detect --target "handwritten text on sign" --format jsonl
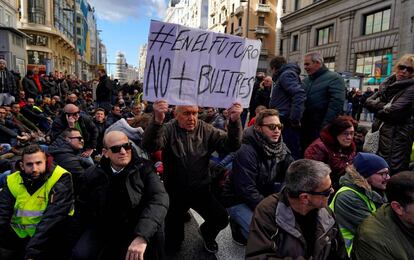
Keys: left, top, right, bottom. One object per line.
{"left": 143, "top": 20, "right": 261, "bottom": 108}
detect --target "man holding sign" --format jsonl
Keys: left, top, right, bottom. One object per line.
{"left": 142, "top": 99, "right": 242, "bottom": 254}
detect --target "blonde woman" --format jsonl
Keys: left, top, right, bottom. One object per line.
{"left": 365, "top": 54, "right": 414, "bottom": 174}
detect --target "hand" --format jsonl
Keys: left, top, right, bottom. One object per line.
{"left": 66, "top": 114, "right": 76, "bottom": 128}
{"left": 228, "top": 102, "right": 243, "bottom": 122}
{"left": 125, "top": 236, "right": 147, "bottom": 260}
{"left": 81, "top": 148, "right": 93, "bottom": 158}
{"left": 17, "top": 135, "right": 30, "bottom": 141}
{"left": 46, "top": 117, "right": 53, "bottom": 124}
{"left": 153, "top": 99, "right": 169, "bottom": 124}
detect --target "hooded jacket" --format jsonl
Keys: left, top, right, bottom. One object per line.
{"left": 270, "top": 63, "right": 306, "bottom": 124}
{"left": 222, "top": 127, "right": 294, "bottom": 209}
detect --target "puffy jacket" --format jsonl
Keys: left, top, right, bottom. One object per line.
{"left": 364, "top": 75, "right": 414, "bottom": 173}
{"left": 304, "top": 127, "right": 356, "bottom": 189}
{"left": 76, "top": 148, "right": 169, "bottom": 242}
{"left": 302, "top": 66, "right": 345, "bottom": 129}
{"left": 270, "top": 63, "right": 306, "bottom": 124}
{"left": 142, "top": 118, "right": 242, "bottom": 191}
{"left": 221, "top": 127, "right": 293, "bottom": 209}
{"left": 352, "top": 204, "right": 414, "bottom": 260}
{"left": 246, "top": 191, "right": 348, "bottom": 260}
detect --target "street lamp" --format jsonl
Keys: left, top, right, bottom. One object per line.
{"left": 62, "top": 1, "right": 78, "bottom": 78}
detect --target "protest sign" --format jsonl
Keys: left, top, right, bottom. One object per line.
{"left": 143, "top": 20, "right": 261, "bottom": 108}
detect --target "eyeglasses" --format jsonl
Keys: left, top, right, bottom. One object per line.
{"left": 261, "top": 123, "right": 283, "bottom": 131}
{"left": 375, "top": 170, "right": 390, "bottom": 178}
{"left": 68, "top": 136, "right": 83, "bottom": 141}
{"left": 65, "top": 111, "right": 80, "bottom": 117}
{"left": 108, "top": 142, "right": 132, "bottom": 153}
{"left": 397, "top": 64, "right": 414, "bottom": 73}
{"left": 300, "top": 186, "right": 334, "bottom": 197}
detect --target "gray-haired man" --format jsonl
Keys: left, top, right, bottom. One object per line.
{"left": 0, "top": 59, "right": 17, "bottom": 106}
{"left": 246, "top": 159, "right": 347, "bottom": 260}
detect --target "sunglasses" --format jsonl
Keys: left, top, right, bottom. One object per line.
{"left": 66, "top": 111, "right": 80, "bottom": 117}
{"left": 68, "top": 136, "right": 83, "bottom": 141}
{"left": 304, "top": 186, "right": 334, "bottom": 197}
{"left": 397, "top": 64, "right": 414, "bottom": 73}
{"left": 108, "top": 142, "right": 132, "bottom": 153}
{"left": 261, "top": 123, "right": 283, "bottom": 131}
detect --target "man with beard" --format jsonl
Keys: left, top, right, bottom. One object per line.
{"left": 0, "top": 145, "right": 74, "bottom": 260}
{"left": 0, "top": 59, "right": 17, "bottom": 105}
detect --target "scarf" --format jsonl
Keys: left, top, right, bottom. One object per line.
{"left": 253, "top": 128, "right": 284, "bottom": 158}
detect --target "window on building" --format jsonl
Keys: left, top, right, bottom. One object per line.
{"left": 28, "top": 50, "right": 47, "bottom": 65}
{"left": 356, "top": 49, "right": 392, "bottom": 85}
{"left": 279, "top": 39, "right": 284, "bottom": 55}
{"left": 28, "top": 0, "right": 45, "bottom": 24}
{"left": 260, "top": 0, "right": 266, "bottom": 4}
{"left": 4, "top": 12, "right": 12, "bottom": 26}
{"left": 232, "top": 4, "right": 234, "bottom": 13}
{"left": 231, "top": 23, "right": 234, "bottom": 34}
{"left": 294, "top": 0, "right": 300, "bottom": 11}
{"left": 238, "top": 17, "right": 242, "bottom": 27}
{"left": 364, "top": 8, "right": 391, "bottom": 35}
{"left": 292, "top": 35, "right": 299, "bottom": 51}
{"left": 258, "top": 16, "right": 265, "bottom": 26}
{"left": 324, "top": 57, "right": 335, "bottom": 71}
{"left": 317, "top": 25, "right": 334, "bottom": 46}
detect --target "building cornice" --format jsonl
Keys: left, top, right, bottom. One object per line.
{"left": 281, "top": 0, "right": 340, "bottom": 23}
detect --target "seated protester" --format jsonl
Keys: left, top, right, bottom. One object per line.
{"left": 0, "top": 145, "right": 74, "bottom": 260}
{"left": 66, "top": 93, "right": 86, "bottom": 111}
{"left": 221, "top": 109, "right": 294, "bottom": 244}
{"left": 304, "top": 115, "right": 357, "bottom": 190}
{"left": 124, "top": 102, "right": 143, "bottom": 119}
{"left": 48, "top": 128, "right": 94, "bottom": 194}
{"left": 16, "top": 90, "right": 27, "bottom": 108}
{"left": 105, "top": 104, "right": 123, "bottom": 126}
{"left": 0, "top": 106, "right": 30, "bottom": 146}
{"left": 93, "top": 108, "right": 107, "bottom": 155}
{"left": 329, "top": 153, "right": 389, "bottom": 255}
{"left": 204, "top": 107, "right": 226, "bottom": 131}
{"left": 10, "top": 102, "right": 42, "bottom": 134}
{"left": 352, "top": 171, "right": 414, "bottom": 260}
{"left": 246, "top": 159, "right": 348, "bottom": 260}
{"left": 21, "top": 97, "right": 52, "bottom": 132}
{"left": 72, "top": 131, "right": 169, "bottom": 260}
{"left": 247, "top": 105, "right": 266, "bottom": 127}
{"left": 51, "top": 104, "right": 98, "bottom": 159}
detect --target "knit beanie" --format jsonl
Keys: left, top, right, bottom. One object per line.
{"left": 353, "top": 152, "right": 389, "bottom": 178}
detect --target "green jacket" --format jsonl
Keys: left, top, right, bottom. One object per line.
{"left": 352, "top": 204, "right": 414, "bottom": 260}
{"left": 302, "top": 66, "right": 345, "bottom": 128}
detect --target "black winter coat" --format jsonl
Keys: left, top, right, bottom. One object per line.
{"left": 222, "top": 127, "right": 294, "bottom": 209}
{"left": 365, "top": 75, "right": 414, "bottom": 173}
{"left": 22, "top": 76, "right": 39, "bottom": 99}
{"left": 51, "top": 114, "right": 98, "bottom": 150}
{"left": 0, "top": 68, "right": 17, "bottom": 95}
{"left": 76, "top": 149, "right": 169, "bottom": 242}
{"left": 96, "top": 75, "right": 112, "bottom": 102}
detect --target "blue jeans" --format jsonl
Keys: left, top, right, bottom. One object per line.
{"left": 227, "top": 203, "right": 253, "bottom": 239}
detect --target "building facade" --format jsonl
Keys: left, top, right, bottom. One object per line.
{"left": 165, "top": 0, "right": 209, "bottom": 29}
{"left": 137, "top": 43, "right": 147, "bottom": 82}
{"left": 280, "top": 0, "right": 414, "bottom": 88}
{"left": 0, "top": 0, "right": 27, "bottom": 74}
{"left": 114, "top": 51, "right": 127, "bottom": 84}
{"left": 209, "top": 0, "right": 279, "bottom": 72}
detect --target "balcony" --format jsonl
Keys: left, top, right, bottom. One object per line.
{"left": 255, "top": 25, "right": 269, "bottom": 35}
{"left": 256, "top": 3, "right": 271, "bottom": 13}
{"left": 235, "top": 27, "right": 243, "bottom": 36}
{"left": 260, "top": 48, "right": 268, "bottom": 56}
{"left": 235, "top": 6, "right": 244, "bottom": 16}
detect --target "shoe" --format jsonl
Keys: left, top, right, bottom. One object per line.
{"left": 229, "top": 219, "right": 247, "bottom": 246}
{"left": 198, "top": 228, "right": 218, "bottom": 254}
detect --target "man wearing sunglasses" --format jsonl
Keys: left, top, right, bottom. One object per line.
{"left": 73, "top": 131, "right": 169, "bottom": 260}
{"left": 142, "top": 100, "right": 243, "bottom": 254}
{"left": 51, "top": 104, "right": 98, "bottom": 159}
{"left": 246, "top": 159, "right": 347, "bottom": 260}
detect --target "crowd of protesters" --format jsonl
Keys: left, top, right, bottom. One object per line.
{"left": 0, "top": 51, "right": 413, "bottom": 260}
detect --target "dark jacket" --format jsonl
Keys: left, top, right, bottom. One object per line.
{"left": 302, "top": 66, "right": 345, "bottom": 130}
{"left": 142, "top": 119, "right": 242, "bottom": 191}
{"left": 93, "top": 119, "right": 107, "bottom": 154}
{"left": 246, "top": 191, "right": 348, "bottom": 260}
{"left": 51, "top": 114, "right": 98, "bottom": 149}
{"left": 76, "top": 148, "right": 169, "bottom": 242}
{"left": 254, "top": 86, "right": 271, "bottom": 108}
{"left": 222, "top": 127, "right": 294, "bottom": 209}
{"left": 96, "top": 75, "right": 112, "bottom": 102}
{"left": 331, "top": 170, "right": 387, "bottom": 235}
{"left": 352, "top": 204, "right": 414, "bottom": 260}
{"left": 0, "top": 119, "right": 20, "bottom": 143}
{"left": 22, "top": 76, "right": 39, "bottom": 99}
{"left": 364, "top": 75, "right": 414, "bottom": 173}
{"left": 0, "top": 166, "right": 74, "bottom": 259}
{"left": 48, "top": 136, "right": 94, "bottom": 193}
{"left": 304, "top": 127, "right": 356, "bottom": 189}
{"left": 0, "top": 68, "right": 17, "bottom": 95}
{"left": 270, "top": 63, "right": 306, "bottom": 124}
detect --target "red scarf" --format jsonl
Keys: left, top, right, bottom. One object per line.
{"left": 33, "top": 74, "right": 42, "bottom": 93}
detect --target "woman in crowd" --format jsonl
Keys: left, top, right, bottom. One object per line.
{"left": 222, "top": 109, "right": 294, "bottom": 244}
{"left": 365, "top": 54, "right": 414, "bottom": 174}
{"left": 304, "top": 115, "right": 357, "bottom": 190}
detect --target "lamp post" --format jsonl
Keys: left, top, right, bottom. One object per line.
{"left": 63, "top": 0, "right": 78, "bottom": 78}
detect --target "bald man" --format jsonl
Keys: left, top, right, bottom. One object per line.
{"left": 51, "top": 104, "right": 98, "bottom": 158}
{"left": 142, "top": 100, "right": 243, "bottom": 254}
{"left": 73, "top": 131, "right": 169, "bottom": 260}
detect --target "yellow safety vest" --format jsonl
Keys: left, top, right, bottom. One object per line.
{"left": 329, "top": 186, "right": 377, "bottom": 256}
{"left": 32, "top": 105, "right": 43, "bottom": 113}
{"left": 6, "top": 166, "right": 74, "bottom": 238}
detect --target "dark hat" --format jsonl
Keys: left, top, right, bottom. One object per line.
{"left": 353, "top": 153, "right": 389, "bottom": 178}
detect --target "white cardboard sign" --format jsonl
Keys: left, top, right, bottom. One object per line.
{"left": 143, "top": 20, "right": 261, "bottom": 108}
